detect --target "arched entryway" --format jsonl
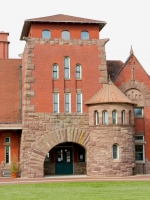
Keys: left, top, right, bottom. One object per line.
{"left": 44, "top": 142, "right": 86, "bottom": 175}
{"left": 22, "top": 127, "right": 90, "bottom": 178}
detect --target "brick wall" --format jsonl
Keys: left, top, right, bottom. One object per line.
{"left": 0, "top": 59, "right": 22, "bottom": 123}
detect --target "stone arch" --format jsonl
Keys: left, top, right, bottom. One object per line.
{"left": 119, "top": 80, "right": 150, "bottom": 106}
{"left": 27, "top": 127, "right": 90, "bottom": 178}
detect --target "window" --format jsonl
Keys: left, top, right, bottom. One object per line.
{"left": 78, "top": 146, "right": 85, "bottom": 162}
{"left": 94, "top": 110, "right": 99, "bottom": 125}
{"left": 129, "top": 110, "right": 132, "bottom": 124}
{"left": 121, "top": 110, "right": 125, "bottom": 124}
{"left": 102, "top": 110, "right": 108, "bottom": 124}
{"left": 76, "top": 93, "right": 82, "bottom": 113}
{"left": 65, "top": 93, "right": 71, "bottom": 113}
{"left": 134, "top": 108, "right": 143, "bottom": 117}
{"left": 44, "top": 152, "right": 50, "bottom": 163}
{"left": 5, "top": 146, "right": 10, "bottom": 164}
{"left": 62, "top": 31, "right": 70, "bottom": 39}
{"left": 64, "top": 57, "right": 70, "bottom": 79}
{"left": 42, "top": 30, "right": 50, "bottom": 38}
{"left": 135, "top": 136, "right": 144, "bottom": 141}
{"left": 52, "top": 64, "right": 58, "bottom": 79}
{"left": 81, "top": 31, "right": 89, "bottom": 39}
{"left": 53, "top": 93, "right": 59, "bottom": 113}
{"left": 135, "top": 145, "right": 144, "bottom": 161}
{"left": 112, "top": 110, "right": 117, "bottom": 124}
{"left": 76, "top": 64, "right": 81, "bottom": 79}
{"left": 4, "top": 137, "right": 10, "bottom": 143}
{"left": 112, "top": 144, "right": 119, "bottom": 159}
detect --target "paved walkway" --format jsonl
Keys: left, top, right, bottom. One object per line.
{"left": 1, "top": 175, "right": 150, "bottom": 185}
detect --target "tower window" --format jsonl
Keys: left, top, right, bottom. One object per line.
{"left": 81, "top": 31, "right": 89, "bottom": 39}
{"left": 42, "top": 30, "right": 50, "bottom": 38}
{"left": 112, "top": 110, "right": 117, "bottom": 124}
{"left": 102, "top": 110, "right": 108, "bottom": 125}
{"left": 62, "top": 31, "right": 70, "bottom": 39}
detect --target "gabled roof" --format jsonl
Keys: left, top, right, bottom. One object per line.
{"left": 85, "top": 79, "right": 135, "bottom": 105}
{"left": 20, "top": 14, "right": 106, "bottom": 40}
{"left": 113, "top": 46, "right": 149, "bottom": 80}
{"left": 107, "top": 60, "right": 123, "bottom": 81}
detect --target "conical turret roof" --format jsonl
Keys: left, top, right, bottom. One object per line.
{"left": 85, "top": 79, "right": 135, "bottom": 105}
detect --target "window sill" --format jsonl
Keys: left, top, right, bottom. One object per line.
{"left": 112, "top": 159, "right": 120, "bottom": 162}
{"left": 135, "top": 161, "right": 145, "bottom": 164}
{"left": 134, "top": 116, "right": 143, "bottom": 118}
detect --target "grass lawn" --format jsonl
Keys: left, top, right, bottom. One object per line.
{"left": 0, "top": 181, "right": 150, "bottom": 200}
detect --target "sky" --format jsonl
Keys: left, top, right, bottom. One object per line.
{"left": 1, "top": 0, "right": 150, "bottom": 73}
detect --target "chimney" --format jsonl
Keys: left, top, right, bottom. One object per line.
{"left": 0, "top": 31, "right": 10, "bottom": 59}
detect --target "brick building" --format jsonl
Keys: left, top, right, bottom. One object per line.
{"left": 0, "top": 14, "right": 149, "bottom": 177}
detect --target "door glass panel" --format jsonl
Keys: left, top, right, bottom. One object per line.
{"left": 66, "top": 149, "right": 71, "bottom": 163}
{"left": 57, "top": 149, "right": 63, "bottom": 163}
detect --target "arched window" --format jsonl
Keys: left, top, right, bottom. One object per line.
{"left": 112, "top": 110, "right": 117, "bottom": 124}
{"left": 129, "top": 110, "right": 132, "bottom": 124}
{"left": 42, "top": 30, "right": 50, "bottom": 38}
{"left": 94, "top": 110, "right": 99, "bottom": 125}
{"left": 62, "top": 30, "right": 70, "bottom": 39}
{"left": 81, "top": 31, "right": 89, "bottom": 39}
{"left": 102, "top": 110, "right": 108, "bottom": 125}
{"left": 112, "top": 144, "right": 119, "bottom": 159}
{"left": 64, "top": 57, "right": 70, "bottom": 79}
{"left": 76, "top": 64, "right": 81, "bottom": 79}
{"left": 52, "top": 64, "right": 58, "bottom": 79}
{"left": 121, "top": 110, "right": 125, "bottom": 124}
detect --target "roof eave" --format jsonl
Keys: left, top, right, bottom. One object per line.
{"left": 85, "top": 101, "right": 136, "bottom": 105}
{"left": 20, "top": 20, "right": 106, "bottom": 40}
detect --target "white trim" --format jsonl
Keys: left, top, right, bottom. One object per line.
{"left": 65, "top": 93, "right": 71, "bottom": 113}
{"left": 76, "top": 64, "right": 82, "bottom": 79}
{"left": 102, "top": 110, "right": 108, "bottom": 125}
{"left": 0, "top": 124, "right": 22, "bottom": 130}
{"left": 5, "top": 146, "right": 10, "bottom": 164}
{"left": 52, "top": 64, "right": 59, "bottom": 79}
{"left": 95, "top": 111, "right": 99, "bottom": 125}
{"left": 53, "top": 93, "right": 59, "bottom": 113}
{"left": 64, "top": 57, "right": 70, "bottom": 79}
{"left": 76, "top": 93, "right": 82, "bottom": 113}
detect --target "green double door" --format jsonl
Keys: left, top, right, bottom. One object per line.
{"left": 55, "top": 148, "right": 73, "bottom": 175}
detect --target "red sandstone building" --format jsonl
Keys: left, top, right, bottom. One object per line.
{"left": 0, "top": 14, "right": 149, "bottom": 177}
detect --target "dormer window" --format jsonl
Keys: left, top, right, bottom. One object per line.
{"left": 42, "top": 30, "right": 50, "bottom": 38}
{"left": 62, "top": 31, "right": 70, "bottom": 39}
{"left": 81, "top": 31, "right": 89, "bottom": 39}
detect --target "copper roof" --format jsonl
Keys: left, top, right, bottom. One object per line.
{"left": 107, "top": 60, "right": 123, "bottom": 81}
{"left": 85, "top": 79, "right": 135, "bottom": 105}
{"left": 20, "top": 14, "right": 106, "bottom": 40}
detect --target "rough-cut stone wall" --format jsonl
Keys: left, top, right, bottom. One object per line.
{"left": 87, "top": 125, "right": 135, "bottom": 177}
{"left": 20, "top": 113, "right": 90, "bottom": 178}
{"left": 74, "top": 163, "right": 86, "bottom": 174}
